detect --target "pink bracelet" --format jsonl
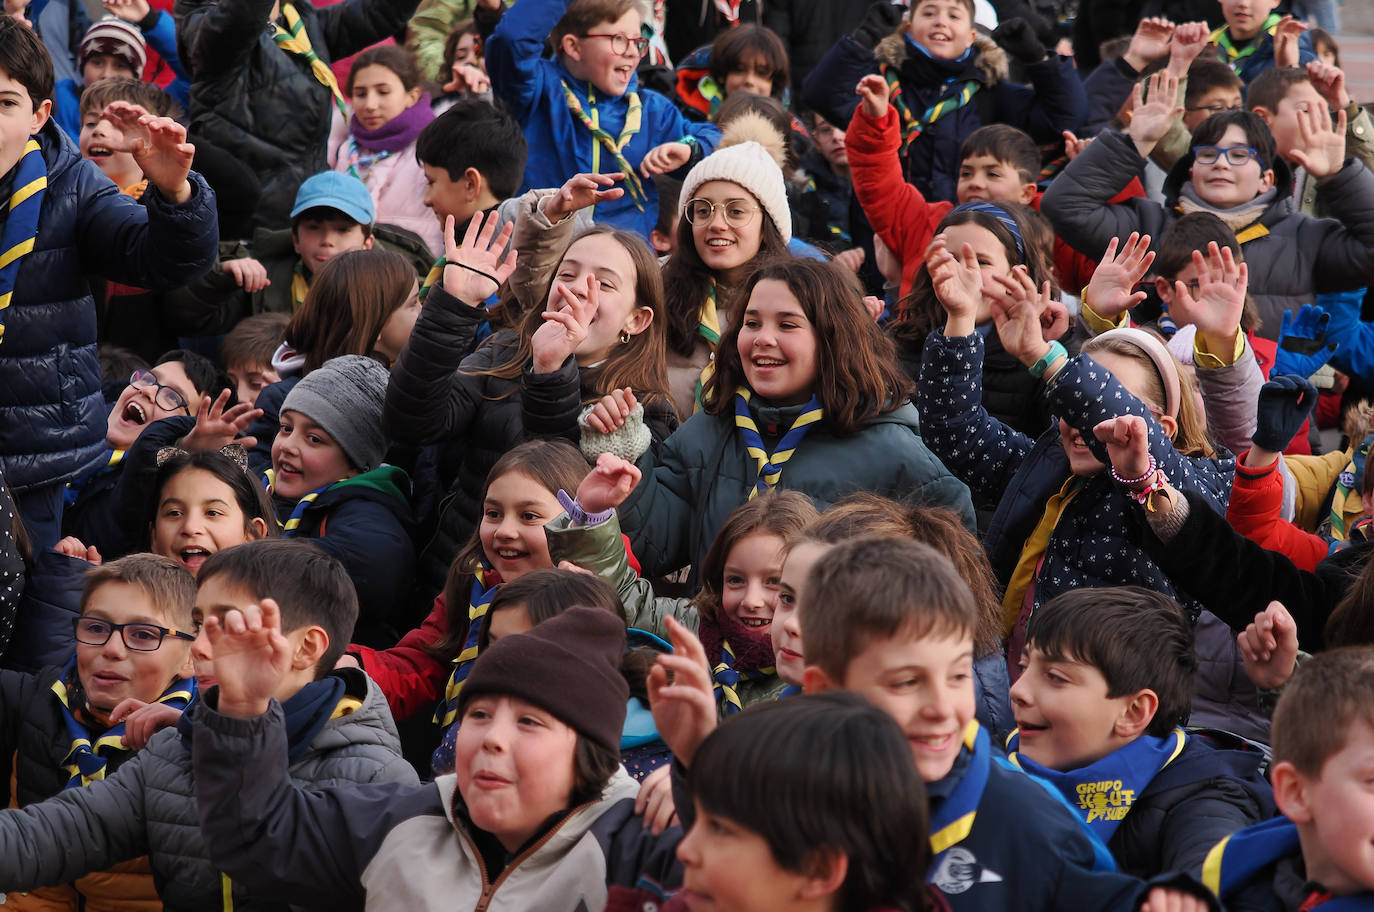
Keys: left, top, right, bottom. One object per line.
{"left": 1110, "top": 453, "right": 1157, "bottom": 489}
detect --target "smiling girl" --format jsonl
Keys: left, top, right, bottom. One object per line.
{"left": 329, "top": 46, "right": 440, "bottom": 256}
{"left": 581, "top": 256, "right": 974, "bottom": 585}
{"left": 384, "top": 207, "right": 675, "bottom": 606}
{"left": 148, "top": 449, "right": 275, "bottom": 576}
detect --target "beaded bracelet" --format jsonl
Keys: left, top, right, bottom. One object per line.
{"left": 1128, "top": 471, "right": 1170, "bottom": 513}
{"left": 1109, "top": 453, "right": 1157, "bottom": 488}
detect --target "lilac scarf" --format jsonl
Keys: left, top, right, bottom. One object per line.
{"left": 349, "top": 93, "right": 435, "bottom": 153}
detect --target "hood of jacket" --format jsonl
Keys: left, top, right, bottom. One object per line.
{"left": 875, "top": 29, "right": 1008, "bottom": 86}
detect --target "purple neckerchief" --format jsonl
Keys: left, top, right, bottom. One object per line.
{"left": 349, "top": 93, "right": 435, "bottom": 153}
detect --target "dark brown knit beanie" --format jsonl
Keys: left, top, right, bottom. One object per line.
{"left": 458, "top": 606, "right": 629, "bottom": 753}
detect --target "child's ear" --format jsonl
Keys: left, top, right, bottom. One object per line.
{"left": 623, "top": 305, "right": 654, "bottom": 336}
{"left": 1112, "top": 687, "right": 1159, "bottom": 740}
{"left": 1156, "top": 412, "right": 1178, "bottom": 441}
{"left": 362, "top": 233, "right": 375, "bottom": 250}
{"left": 30, "top": 98, "right": 51, "bottom": 135}
{"left": 1271, "top": 760, "right": 1315, "bottom": 823}
{"left": 247, "top": 516, "right": 271, "bottom": 540}
{"left": 560, "top": 33, "right": 583, "bottom": 63}
{"left": 1251, "top": 105, "right": 1276, "bottom": 127}
{"left": 1258, "top": 168, "right": 1275, "bottom": 194}
{"left": 463, "top": 166, "right": 485, "bottom": 201}
{"left": 798, "top": 848, "right": 850, "bottom": 902}
{"left": 1154, "top": 275, "right": 1175, "bottom": 304}
{"left": 649, "top": 228, "right": 673, "bottom": 254}
{"left": 801, "top": 664, "right": 840, "bottom": 694}
{"left": 1019, "top": 181, "right": 1038, "bottom": 205}
{"left": 291, "top": 625, "right": 330, "bottom": 674}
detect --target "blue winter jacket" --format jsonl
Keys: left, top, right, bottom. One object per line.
{"left": 917, "top": 331, "right": 1234, "bottom": 615}
{"left": 0, "top": 122, "right": 218, "bottom": 493}
{"left": 801, "top": 31, "right": 1085, "bottom": 204}
{"left": 485, "top": 0, "right": 721, "bottom": 240}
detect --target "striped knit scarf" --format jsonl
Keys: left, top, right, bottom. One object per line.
{"left": 52, "top": 658, "right": 196, "bottom": 789}
{"left": 264, "top": 468, "right": 345, "bottom": 535}
{"left": 0, "top": 138, "right": 47, "bottom": 346}
{"left": 882, "top": 65, "right": 980, "bottom": 153}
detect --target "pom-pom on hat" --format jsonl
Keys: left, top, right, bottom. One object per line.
{"left": 79, "top": 17, "right": 147, "bottom": 76}
{"left": 459, "top": 605, "right": 629, "bottom": 754}
{"left": 281, "top": 355, "right": 390, "bottom": 473}
{"left": 680, "top": 110, "right": 792, "bottom": 242}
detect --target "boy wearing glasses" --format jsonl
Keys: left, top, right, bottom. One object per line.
{"left": 0, "top": 554, "right": 197, "bottom": 910}
{"left": 486, "top": 0, "right": 721, "bottom": 240}
{"left": 1043, "top": 69, "right": 1374, "bottom": 342}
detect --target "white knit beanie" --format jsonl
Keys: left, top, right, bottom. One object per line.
{"left": 681, "top": 139, "right": 793, "bottom": 243}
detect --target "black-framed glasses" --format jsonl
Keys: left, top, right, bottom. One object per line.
{"left": 582, "top": 32, "right": 649, "bottom": 56}
{"left": 1192, "top": 144, "right": 1261, "bottom": 166}
{"left": 74, "top": 616, "right": 197, "bottom": 651}
{"left": 1185, "top": 101, "right": 1244, "bottom": 114}
{"left": 684, "top": 198, "right": 761, "bottom": 228}
{"left": 129, "top": 369, "right": 191, "bottom": 414}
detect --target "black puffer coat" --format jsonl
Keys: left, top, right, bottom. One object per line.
{"left": 175, "top": 0, "right": 420, "bottom": 230}
{"left": 384, "top": 285, "right": 678, "bottom": 605}
{"left": 0, "top": 122, "right": 218, "bottom": 493}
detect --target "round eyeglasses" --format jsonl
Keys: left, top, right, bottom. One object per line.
{"left": 73, "top": 616, "right": 197, "bottom": 652}
{"left": 129, "top": 369, "right": 192, "bottom": 414}
{"left": 1184, "top": 102, "right": 1244, "bottom": 114}
{"left": 683, "top": 198, "right": 762, "bottom": 228}
{"left": 582, "top": 32, "right": 649, "bottom": 56}
{"left": 1192, "top": 145, "right": 1261, "bottom": 167}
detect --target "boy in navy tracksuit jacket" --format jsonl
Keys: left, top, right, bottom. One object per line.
{"left": 1006, "top": 587, "right": 1275, "bottom": 880}
{"left": 485, "top": 0, "right": 720, "bottom": 241}
{"left": 792, "top": 538, "right": 1220, "bottom": 911}
{"left": 1201, "top": 647, "right": 1374, "bottom": 910}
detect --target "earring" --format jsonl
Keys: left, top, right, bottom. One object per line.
{"left": 619, "top": 330, "right": 631, "bottom": 344}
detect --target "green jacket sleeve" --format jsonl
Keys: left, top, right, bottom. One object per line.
{"left": 544, "top": 512, "right": 699, "bottom": 637}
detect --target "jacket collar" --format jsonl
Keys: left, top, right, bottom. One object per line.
{"left": 875, "top": 29, "right": 1007, "bottom": 86}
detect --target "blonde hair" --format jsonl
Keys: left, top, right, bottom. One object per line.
{"left": 1081, "top": 333, "right": 1215, "bottom": 458}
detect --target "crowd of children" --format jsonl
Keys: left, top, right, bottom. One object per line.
{"left": 3, "top": 0, "right": 1374, "bottom": 906}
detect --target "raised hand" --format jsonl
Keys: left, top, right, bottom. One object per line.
{"left": 1167, "top": 241, "right": 1246, "bottom": 349}
{"left": 640, "top": 142, "right": 691, "bottom": 178}
{"left": 1273, "top": 15, "right": 1307, "bottom": 69}
{"left": 855, "top": 73, "right": 891, "bottom": 119}
{"left": 531, "top": 274, "right": 597, "bottom": 372}
{"left": 1062, "top": 129, "right": 1093, "bottom": 161}
{"left": 647, "top": 615, "right": 718, "bottom": 767}
{"left": 54, "top": 536, "right": 101, "bottom": 564}
{"left": 833, "top": 247, "right": 865, "bottom": 273}
{"left": 1127, "top": 70, "right": 1183, "bottom": 156}
{"left": 222, "top": 257, "right": 270, "bottom": 293}
{"left": 1166, "top": 21, "right": 1212, "bottom": 76}
{"left": 543, "top": 172, "right": 626, "bottom": 222}
{"left": 926, "top": 235, "right": 984, "bottom": 336}
{"left": 1288, "top": 97, "right": 1349, "bottom": 181}
{"left": 441, "top": 209, "right": 517, "bottom": 305}
{"left": 181, "top": 389, "right": 262, "bottom": 452}
{"left": 574, "top": 452, "right": 642, "bottom": 514}
{"left": 1307, "top": 59, "right": 1351, "bottom": 111}
{"left": 111, "top": 699, "right": 183, "bottom": 750}
{"left": 99, "top": 102, "right": 194, "bottom": 203}
{"left": 1274, "top": 304, "right": 1338, "bottom": 378}
{"left": 1124, "top": 16, "right": 1174, "bottom": 71}
{"left": 101, "top": 0, "right": 152, "bottom": 22}
{"left": 1250, "top": 375, "right": 1318, "bottom": 456}
{"left": 203, "top": 600, "right": 293, "bottom": 718}
{"left": 1093, "top": 414, "right": 1152, "bottom": 483}
{"left": 1238, "top": 601, "right": 1299, "bottom": 690}
{"left": 989, "top": 264, "right": 1055, "bottom": 366}
{"left": 634, "top": 764, "right": 679, "bottom": 835}
{"left": 584, "top": 388, "right": 639, "bottom": 435}
{"left": 442, "top": 62, "right": 490, "bottom": 96}
{"left": 1085, "top": 233, "right": 1154, "bottom": 320}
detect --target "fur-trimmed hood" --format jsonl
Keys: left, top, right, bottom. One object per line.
{"left": 874, "top": 29, "right": 1009, "bottom": 85}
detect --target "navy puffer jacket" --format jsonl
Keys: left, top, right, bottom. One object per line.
{"left": 0, "top": 122, "right": 218, "bottom": 493}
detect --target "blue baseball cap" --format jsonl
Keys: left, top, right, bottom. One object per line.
{"left": 290, "top": 171, "right": 375, "bottom": 225}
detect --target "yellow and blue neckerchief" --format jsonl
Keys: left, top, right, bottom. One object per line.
{"left": 0, "top": 137, "right": 47, "bottom": 346}
{"left": 433, "top": 565, "right": 501, "bottom": 728}
{"left": 1202, "top": 815, "right": 1372, "bottom": 908}
{"left": 733, "top": 389, "right": 823, "bottom": 499}
{"left": 711, "top": 639, "right": 775, "bottom": 715}
{"left": 53, "top": 658, "right": 196, "bottom": 789}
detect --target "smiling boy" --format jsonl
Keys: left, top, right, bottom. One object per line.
{"left": 0, "top": 554, "right": 196, "bottom": 910}
{"left": 0, "top": 18, "right": 217, "bottom": 555}
{"left": 1210, "top": 0, "right": 1315, "bottom": 86}
{"left": 798, "top": 537, "right": 1220, "bottom": 911}
{"left": 1007, "top": 587, "right": 1274, "bottom": 880}
{"left": 485, "top": 0, "right": 720, "bottom": 240}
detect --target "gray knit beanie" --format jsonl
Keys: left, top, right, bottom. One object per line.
{"left": 281, "top": 355, "right": 390, "bottom": 472}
